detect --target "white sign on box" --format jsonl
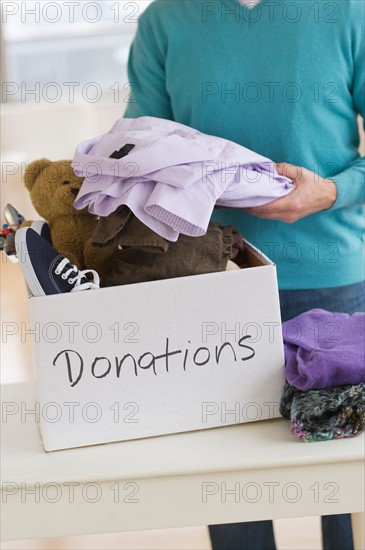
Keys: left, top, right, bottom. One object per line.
{"left": 27, "top": 241, "right": 285, "bottom": 451}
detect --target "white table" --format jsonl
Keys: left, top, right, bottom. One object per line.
{"left": 1, "top": 382, "right": 364, "bottom": 548}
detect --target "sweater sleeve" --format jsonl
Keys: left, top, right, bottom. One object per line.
{"left": 123, "top": 12, "right": 173, "bottom": 120}
{"left": 330, "top": 28, "right": 365, "bottom": 210}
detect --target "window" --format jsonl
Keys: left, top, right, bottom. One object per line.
{"left": 1, "top": 0, "right": 152, "bottom": 102}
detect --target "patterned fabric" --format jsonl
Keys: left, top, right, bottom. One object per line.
{"left": 280, "top": 382, "right": 365, "bottom": 442}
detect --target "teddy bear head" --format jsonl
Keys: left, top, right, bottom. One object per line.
{"left": 24, "top": 159, "right": 87, "bottom": 222}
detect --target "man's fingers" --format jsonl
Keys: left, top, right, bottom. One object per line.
{"left": 276, "top": 162, "right": 303, "bottom": 181}
{"left": 245, "top": 192, "right": 296, "bottom": 215}
{"left": 243, "top": 208, "right": 299, "bottom": 222}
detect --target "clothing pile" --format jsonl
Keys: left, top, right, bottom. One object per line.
{"left": 72, "top": 116, "right": 292, "bottom": 242}
{"left": 12, "top": 116, "right": 294, "bottom": 295}
{"left": 280, "top": 309, "right": 365, "bottom": 442}
{"left": 69, "top": 116, "right": 293, "bottom": 286}
{"left": 91, "top": 205, "right": 246, "bottom": 286}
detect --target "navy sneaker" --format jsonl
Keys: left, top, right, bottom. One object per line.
{"left": 15, "top": 227, "right": 100, "bottom": 297}
{"left": 1, "top": 221, "right": 51, "bottom": 265}
{"left": 31, "top": 220, "right": 52, "bottom": 244}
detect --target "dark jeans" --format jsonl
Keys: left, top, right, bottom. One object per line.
{"left": 209, "top": 280, "right": 365, "bottom": 550}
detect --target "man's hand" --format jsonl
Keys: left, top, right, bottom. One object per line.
{"left": 243, "top": 163, "right": 338, "bottom": 223}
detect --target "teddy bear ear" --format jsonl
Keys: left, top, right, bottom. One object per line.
{"left": 24, "top": 158, "right": 52, "bottom": 190}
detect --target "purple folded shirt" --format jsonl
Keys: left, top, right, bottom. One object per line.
{"left": 72, "top": 116, "right": 293, "bottom": 241}
{"left": 283, "top": 309, "right": 365, "bottom": 390}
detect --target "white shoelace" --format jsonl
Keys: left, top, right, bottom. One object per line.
{"left": 55, "top": 257, "right": 100, "bottom": 292}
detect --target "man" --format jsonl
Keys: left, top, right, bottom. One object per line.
{"left": 124, "top": 1, "right": 365, "bottom": 547}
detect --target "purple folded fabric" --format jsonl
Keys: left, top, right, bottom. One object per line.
{"left": 72, "top": 116, "right": 293, "bottom": 241}
{"left": 283, "top": 309, "right": 365, "bottom": 390}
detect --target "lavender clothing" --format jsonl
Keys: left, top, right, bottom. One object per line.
{"left": 72, "top": 116, "right": 292, "bottom": 241}
{"left": 283, "top": 309, "right": 365, "bottom": 390}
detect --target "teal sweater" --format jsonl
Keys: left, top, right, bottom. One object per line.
{"left": 124, "top": 0, "right": 365, "bottom": 289}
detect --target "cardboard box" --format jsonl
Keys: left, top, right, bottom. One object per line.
{"left": 27, "top": 241, "right": 285, "bottom": 451}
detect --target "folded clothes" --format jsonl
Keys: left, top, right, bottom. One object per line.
{"left": 92, "top": 205, "right": 245, "bottom": 256}
{"left": 72, "top": 116, "right": 293, "bottom": 241}
{"left": 92, "top": 205, "right": 169, "bottom": 253}
{"left": 283, "top": 309, "right": 365, "bottom": 390}
{"left": 280, "top": 382, "right": 365, "bottom": 442}
{"left": 97, "top": 220, "right": 244, "bottom": 287}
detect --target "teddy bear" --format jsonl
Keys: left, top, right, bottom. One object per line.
{"left": 22, "top": 158, "right": 113, "bottom": 282}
